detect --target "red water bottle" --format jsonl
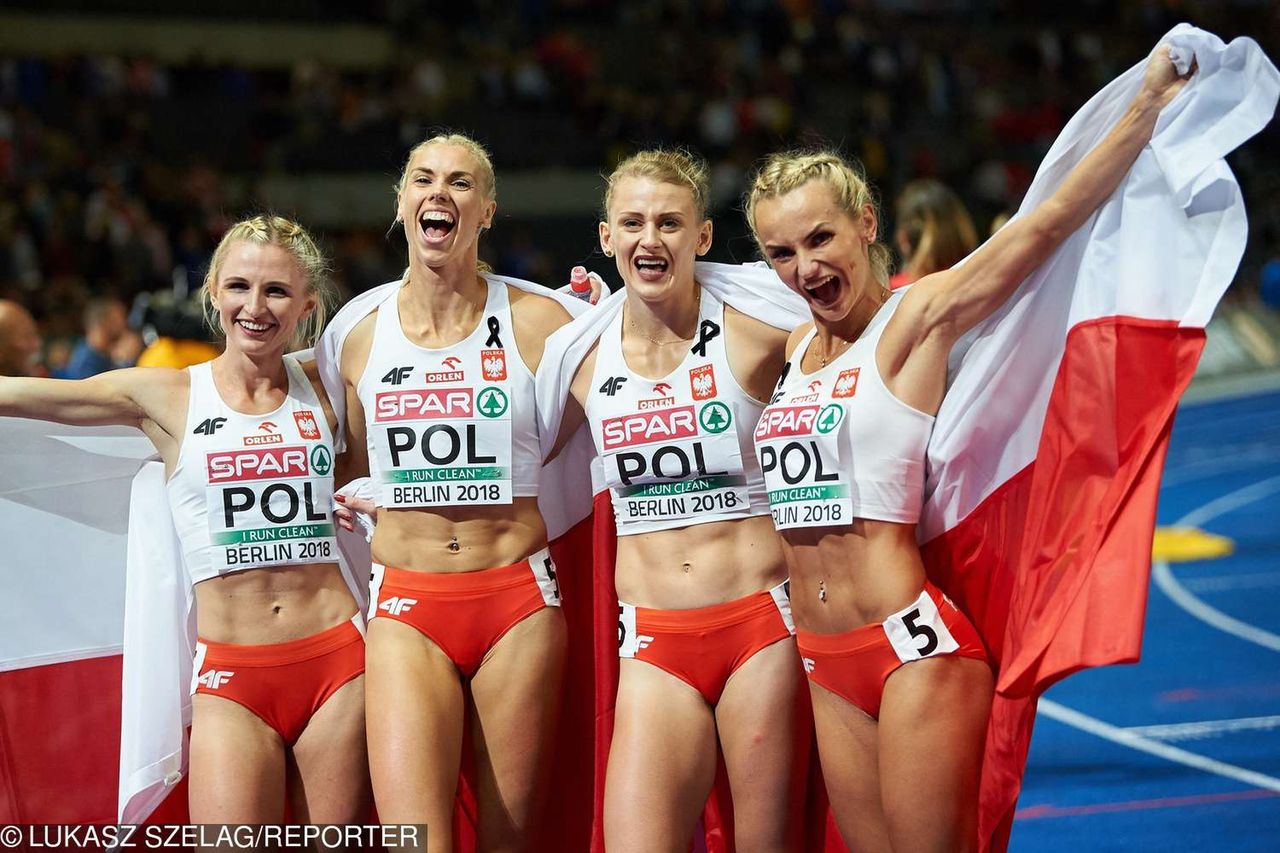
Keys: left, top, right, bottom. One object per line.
{"left": 569, "top": 266, "right": 593, "bottom": 302}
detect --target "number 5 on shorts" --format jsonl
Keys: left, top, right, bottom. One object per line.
{"left": 882, "top": 590, "right": 960, "bottom": 663}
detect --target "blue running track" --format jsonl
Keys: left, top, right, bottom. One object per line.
{"left": 1012, "top": 389, "right": 1280, "bottom": 850}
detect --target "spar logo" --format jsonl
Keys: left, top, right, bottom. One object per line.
{"left": 689, "top": 364, "right": 716, "bottom": 400}
{"left": 426, "top": 356, "right": 465, "bottom": 384}
{"left": 244, "top": 420, "right": 284, "bottom": 446}
{"left": 481, "top": 349, "right": 507, "bottom": 381}
{"left": 310, "top": 444, "right": 333, "bottom": 476}
{"left": 833, "top": 368, "right": 860, "bottom": 399}
{"left": 477, "top": 386, "right": 509, "bottom": 418}
{"left": 601, "top": 405, "right": 697, "bottom": 451}
{"left": 755, "top": 405, "right": 819, "bottom": 440}
{"left": 294, "top": 409, "right": 322, "bottom": 440}
{"left": 374, "top": 388, "right": 473, "bottom": 422}
{"left": 638, "top": 382, "right": 675, "bottom": 411}
{"left": 207, "top": 445, "right": 309, "bottom": 482}
{"left": 816, "top": 404, "right": 844, "bottom": 433}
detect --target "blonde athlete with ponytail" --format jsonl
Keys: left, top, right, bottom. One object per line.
{"left": 0, "top": 215, "right": 370, "bottom": 822}
{"left": 553, "top": 149, "right": 807, "bottom": 852}
{"left": 324, "top": 134, "right": 576, "bottom": 851}
{"left": 746, "top": 49, "right": 1190, "bottom": 853}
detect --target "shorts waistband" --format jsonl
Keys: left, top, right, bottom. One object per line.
{"left": 196, "top": 615, "right": 364, "bottom": 667}
{"left": 379, "top": 557, "right": 536, "bottom": 597}
{"left": 625, "top": 580, "right": 789, "bottom": 632}
{"left": 795, "top": 581, "right": 948, "bottom": 655}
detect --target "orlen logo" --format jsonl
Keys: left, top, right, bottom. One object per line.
{"left": 791, "top": 380, "right": 822, "bottom": 405}
{"left": 637, "top": 381, "right": 675, "bottom": 411}
{"left": 374, "top": 388, "right": 473, "bottom": 422}
{"left": 834, "top": 368, "right": 860, "bottom": 399}
{"left": 754, "top": 405, "right": 819, "bottom": 440}
{"left": 601, "top": 405, "right": 697, "bottom": 451}
{"left": 207, "top": 446, "right": 309, "bottom": 483}
{"left": 244, "top": 420, "right": 284, "bottom": 446}
{"left": 689, "top": 364, "right": 716, "bottom": 401}
{"left": 481, "top": 349, "right": 507, "bottom": 381}
{"left": 426, "top": 356, "right": 465, "bottom": 384}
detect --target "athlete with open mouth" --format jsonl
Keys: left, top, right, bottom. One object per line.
{"left": 0, "top": 215, "right": 369, "bottom": 823}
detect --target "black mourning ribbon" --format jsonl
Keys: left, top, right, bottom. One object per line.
{"left": 770, "top": 361, "right": 791, "bottom": 404}
{"left": 691, "top": 319, "right": 721, "bottom": 357}
{"left": 485, "top": 316, "right": 503, "bottom": 348}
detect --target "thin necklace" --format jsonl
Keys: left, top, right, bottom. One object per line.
{"left": 817, "top": 286, "right": 890, "bottom": 366}
{"left": 628, "top": 286, "right": 700, "bottom": 346}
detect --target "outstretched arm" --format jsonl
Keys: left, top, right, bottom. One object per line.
{"left": 0, "top": 368, "right": 183, "bottom": 429}
{"left": 907, "top": 47, "right": 1192, "bottom": 345}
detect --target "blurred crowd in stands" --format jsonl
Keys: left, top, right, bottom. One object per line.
{"left": 0, "top": 0, "right": 1276, "bottom": 376}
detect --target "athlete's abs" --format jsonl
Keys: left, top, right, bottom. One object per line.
{"left": 780, "top": 520, "right": 927, "bottom": 634}
{"left": 616, "top": 514, "right": 786, "bottom": 610}
{"left": 370, "top": 498, "right": 548, "bottom": 573}
{"left": 193, "top": 561, "right": 356, "bottom": 645}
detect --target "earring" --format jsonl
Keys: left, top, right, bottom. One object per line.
{"left": 603, "top": 248, "right": 614, "bottom": 257}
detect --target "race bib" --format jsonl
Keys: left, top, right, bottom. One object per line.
{"left": 204, "top": 444, "right": 337, "bottom": 572}
{"left": 371, "top": 385, "right": 513, "bottom": 507}
{"left": 882, "top": 588, "right": 961, "bottom": 663}
{"left": 755, "top": 402, "right": 853, "bottom": 530}
{"left": 600, "top": 402, "right": 749, "bottom": 527}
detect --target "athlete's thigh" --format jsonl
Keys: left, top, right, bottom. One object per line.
{"left": 468, "top": 606, "right": 567, "bottom": 852}
{"left": 288, "top": 674, "right": 372, "bottom": 824}
{"left": 878, "top": 656, "right": 993, "bottom": 853}
{"left": 807, "top": 682, "right": 892, "bottom": 853}
{"left": 188, "top": 693, "right": 286, "bottom": 823}
{"left": 715, "top": 638, "right": 806, "bottom": 853}
{"left": 364, "top": 617, "right": 465, "bottom": 829}
{"left": 604, "top": 659, "right": 719, "bottom": 853}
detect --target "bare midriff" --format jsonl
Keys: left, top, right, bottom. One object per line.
{"left": 615, "top": 514, "right": 787, "bottom": 610}
{"left": 370, "top": 495, "right": 548, "bottom": 575}
{"left": 780, "top": 519, "right": 928, "bottom": 634}
{"left": 194, "top": 561, "right": 358, "bottom": 645}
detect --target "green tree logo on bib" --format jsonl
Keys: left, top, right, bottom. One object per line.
{"left": 816, "top": 404, "right": 844, "bottom": 434}
{"left": 699, "top": 401, "right": 732, "bottom": 433}
{"left": 478, "top": 387, "right": 509, "bottom": 418}
{"left": 311, "top": 444, "right": 333, "bottom": 475}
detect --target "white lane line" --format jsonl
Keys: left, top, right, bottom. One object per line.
{"left": 1153, "top": 473, "right": 1280, "bottom": 653}
{"left": 1038, "top": 699, "right": 1280, "bottom": 792}
{"left": 1124, "top": 715, "right": 1280, "bottom": 741}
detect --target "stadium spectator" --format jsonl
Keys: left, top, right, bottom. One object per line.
{"left": 890, "top": 179, "right": 979, "bottom": 289}
{"left": 59, "top": 297, "right": 128, "bottom": 379}
{"left": 0, "top": 300, "right": 41, "bottom": 376}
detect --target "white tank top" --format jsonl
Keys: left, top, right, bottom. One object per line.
{"left": 754, "top": 290, "right": 934, "bottom": 530}
{"left": 585, "top": 288, "right": 771, "bottom": 536}
{"left": 356, "top": 279, "right": 540, "bottom": 508}
{"left": 167, "top": 357, "right": 339, "bottom": 585}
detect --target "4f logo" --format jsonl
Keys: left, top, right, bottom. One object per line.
{"left": 197, "top": 670, "right": 235, "bottom": 689}
{"left": 802, "top": 657, "right": 815, "bottom": 673}
{"left": 294, "top": 410, "right": 322, "bottom": 440}
{"left": 378, "top": 596, "right": 418, "bottom": 616}
{"left": 599, "top": 376, "right": 627, "bottom": 396}
{"left": 635, "top": 634, "right": 655, "bottom": 651}
{"left": 382, "top": 366, "right": 413, "bottom": 385}
{"left": 193, "top": 417, "right": 227, "bottom": 435}
{"left": 481, "top": 349, "right": 507, "bottom": 381}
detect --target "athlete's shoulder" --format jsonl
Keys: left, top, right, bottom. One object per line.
{"left": 724, "top": 304, "right": 790, "bottom": 349}
{"left": 508, "top": 284, "right": 574, "bottom": 335}
{"left": 784, "top": 322, "right": 814, "bottom": 361}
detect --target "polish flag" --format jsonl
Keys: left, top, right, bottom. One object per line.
{"left": 912, "top": 26, "right": 1277, "bottom": 851}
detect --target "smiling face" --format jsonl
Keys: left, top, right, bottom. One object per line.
{"left": 210, "top": 241, "right": 315, "bottom": 357}
{"left": 752, "top": 179, "right": 879, "bottom": 324}
{"left": 599, "top": 176, "right": 712, "bottom": 302}
{"left": 396, "top": 142, "right": 496, "bottom": 271}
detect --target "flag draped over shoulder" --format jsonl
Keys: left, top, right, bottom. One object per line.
{"left": 913, "top": 25, "right": 1277, "bottom": 851}
{"left": 535, "top": 262, "right": 832, "bottom": 852}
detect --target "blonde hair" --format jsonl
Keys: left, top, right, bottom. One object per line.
{"left": 202, "top": 214, "right": 334, "bottom": 349}
{"left": 395, "top": 132, "right": 497, "bottom": 273}
{"left": 603, "top": 148, "right": 711, "bottom": 221}
{"left": 745, "top": 150, "right": 892, "bottom": 287}
{"left": 894, "top": 179, "right": 978, "bottom": 280}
